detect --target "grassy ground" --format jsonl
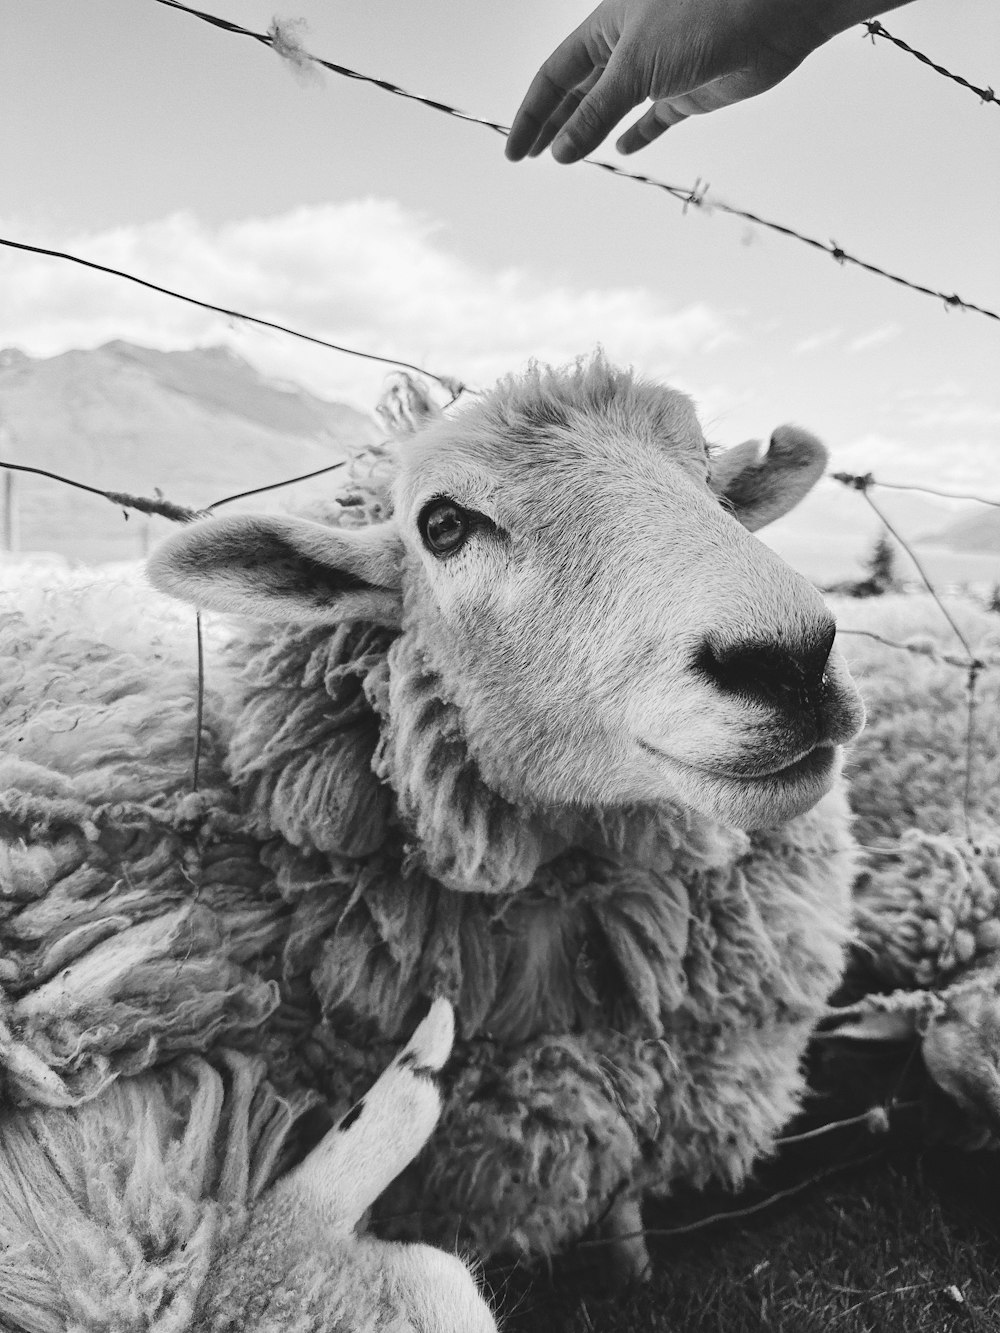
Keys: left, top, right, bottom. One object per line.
{"left": 489, "top": 1121, "right": 1000, "bottom": 1332}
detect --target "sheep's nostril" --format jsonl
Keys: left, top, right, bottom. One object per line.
{"left": 695, "top": 623, "right": 836, "bottom": 711}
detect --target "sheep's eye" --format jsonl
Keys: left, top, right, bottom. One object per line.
{"left": 418, "top": 498, "right": 471, "bottom": 556}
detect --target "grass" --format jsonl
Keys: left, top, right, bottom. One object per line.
{"left": 489, "top": 1134, "right": 1000, "bottom": 1332}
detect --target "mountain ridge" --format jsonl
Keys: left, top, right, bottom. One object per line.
{"left": 0, "top": 341, "right": 380, "bottom": 562}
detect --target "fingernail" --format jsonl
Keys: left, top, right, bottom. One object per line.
{"left": 551, "top": 133, "right": 576, "bottom": 163}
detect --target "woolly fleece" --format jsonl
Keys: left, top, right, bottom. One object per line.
{"left": 823, "top": 596, "right": 1000, "bottom": 1146}
{"left": 2, "top": 373, "right": 862, "bottom": 1268}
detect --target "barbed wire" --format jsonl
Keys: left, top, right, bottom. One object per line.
{"left": 835, "top": 627, "right": 1000, "bottom": 672}
{"left": 0, "top": 235, "right": 467, "bottom": 399}
{"left": 832, "top": 470, "right": 985, "bottom": 844}
{"left": 0, "top": 456, "right": 356, "bottom": 525}
{"left": 849, "top": 476, "right": 1000, "bottom": 509}
{"left": 572, "top": 1152, "right": 885, "bottom": 1250}
{"left": 831, "top": 468, "right": 998, "bottom": 1022}
{"left": 151, "top": 0, "right": 1000, "bottom": 326}
{"left": 864, "top": 20, "right": 999, "bottom": 109}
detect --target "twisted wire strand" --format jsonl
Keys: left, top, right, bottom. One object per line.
{"left": 864, "top": 19, "right": 999, "bottom": 108}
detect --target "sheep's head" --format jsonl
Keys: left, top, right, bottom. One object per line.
{"left": 149, "top": 357, "right": 863, "bottom": 839}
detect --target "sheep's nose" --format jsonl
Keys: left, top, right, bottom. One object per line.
{"left": 695, "top": 622, "right": 837, "bottom": 711}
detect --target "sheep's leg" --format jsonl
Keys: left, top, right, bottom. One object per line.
{"left": 597, "top": 1194, "right": 652, "bottom": 1285}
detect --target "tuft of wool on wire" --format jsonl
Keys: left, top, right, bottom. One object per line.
{"left": 267, "top": 17, "right": 323, "bottom": 85}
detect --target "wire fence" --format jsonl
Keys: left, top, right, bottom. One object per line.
{"left": 150, "top": 0, "right": 1000, "bottom": 324}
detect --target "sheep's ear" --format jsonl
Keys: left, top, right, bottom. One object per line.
{"left": 709, "top": 426, "right": 827, "bottom": 532}
{"left": 147, "top": 513, "right": 404, "bottom": 628}
{"left": 281, "top": 998, "right": 454, "bottom": 1230}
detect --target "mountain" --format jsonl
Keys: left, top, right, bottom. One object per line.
{"left": 919, "top": 506, "right": 1000, "bottom": 554}
{"left": 0, "top": 342, "right": 380, "bottom": 563}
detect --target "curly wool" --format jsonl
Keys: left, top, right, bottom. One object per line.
{"left": 0, "top": 575, "right": 293, "bottom": 1109}
{"left": 851, "top": 829, "right": 1000, "bottom": 988}
{"left": 832, "top": 596, "right": 1000, "bottom": 993}
{"left": 0, "top": 1050, "right": 313, "bottom": 1333}
{"left": 820, "top": 596, "right": 1000, "bottom": 1146}
{"left": 832, "top": 595, "right": 1000, "bottom": 844}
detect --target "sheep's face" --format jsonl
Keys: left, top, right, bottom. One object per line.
{"left": 149, "top": 358, "right": 863, "bottom": 831}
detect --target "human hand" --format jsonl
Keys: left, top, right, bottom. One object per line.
{"left": 505, "top": 0, "right": 905, "bottom": 163}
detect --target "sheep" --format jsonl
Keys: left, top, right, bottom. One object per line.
{"left": 816, "top": 595, "right": 1000, "bottom": 1147}
{"left": 0, "top": 996, "right": 498, "bottom": 1332}
{"left": 2, "top": 354, "right": 866, "bottom": 1284}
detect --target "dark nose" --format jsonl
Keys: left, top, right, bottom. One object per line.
{"left": 695, "top": 622, "right": 837, "bottom": 712}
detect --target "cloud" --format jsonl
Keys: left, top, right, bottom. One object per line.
{"left": 903, "top": 401, "right": 1000, "bottom": 430}
{"left": 829, "top": 431, "right": 1000, "bottom": 497}
{"left": 894, "top": 380, "right": 967, "bottom": 402}
{"left": 793, "top": 322, "right": 900, "bottom": 358}
{"left": 0, "top": 201, "right": 737, "bottom": 408}
{"left": 793, "top": 328, "right": 842, "bottom": 355}
{"left": 881, "top": 377, "right": 1000, "bottom": 438}
{"left": 846, "top": 323, "right": 901, "bottom": 354}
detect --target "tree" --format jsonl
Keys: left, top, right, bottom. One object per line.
{"left": 861, "top": 532, "right": 899, "bottom": 596}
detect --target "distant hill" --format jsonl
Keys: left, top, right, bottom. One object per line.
{"left": 757, "top": 478, "right": 1000, "bottom": 591}
{"left": 919, "top": 506, "right": 1000, "bottom": 554}
{"left": 0, "top": 342, "right": 379, "bottom": 563}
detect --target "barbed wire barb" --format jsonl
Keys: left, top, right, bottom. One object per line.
{"left": 150, "top": 0, "right": 1000, "bottom": 325}
{"left": 863, "top": 20, "right": 999, "bottom": 109}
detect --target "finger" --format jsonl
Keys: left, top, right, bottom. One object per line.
{"left": 506, "top": 32, "right": 600, "bottom": 161}
{"left": 526, "top": 68, "right": 603, "bottom": 158}
{"left": 615, "top": 100, "right": 687, "bottom": 154}
{"left": 549, "top": 50, "right": 640, "bottom": 164}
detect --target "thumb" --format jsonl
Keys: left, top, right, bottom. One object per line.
{"left": 550, "top": 48, "right": 641, "bottom": 163}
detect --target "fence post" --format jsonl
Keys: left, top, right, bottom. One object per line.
{"left": 0, "top": 447, "right": 19, "bottom": 554}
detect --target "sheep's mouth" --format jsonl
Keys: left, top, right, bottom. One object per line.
{"left": 693, "top": 744, "right": 836, "bottom": 785}
{"left": 638, "top": 739, "right": 839, "bottom": 827}
{"left": 639, "top": 739, "right": 835, "bottom": 784}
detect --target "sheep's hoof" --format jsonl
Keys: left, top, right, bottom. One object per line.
{"left": 598, "top": 1195, "right": 652, "bottom": 1287}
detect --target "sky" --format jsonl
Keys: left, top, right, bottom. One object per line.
{"left": 1, "top": 0, "right": 998, "bottom": 573}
